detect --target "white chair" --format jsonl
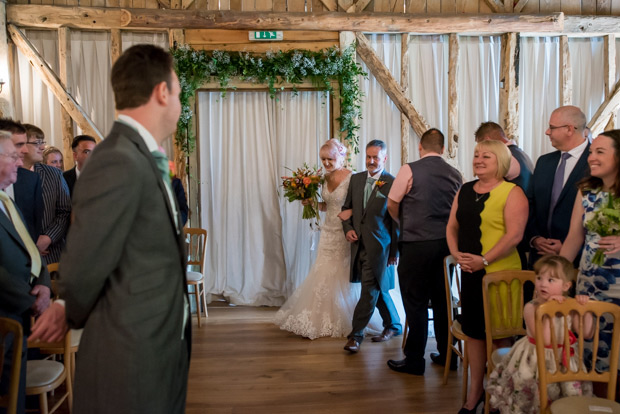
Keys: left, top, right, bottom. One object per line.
{"left": 186, "top": 228, "right": 208, "bottom": 327}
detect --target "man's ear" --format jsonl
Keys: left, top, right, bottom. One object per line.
{"left": 153, "top": 81, "right": 168, "bottom": 105}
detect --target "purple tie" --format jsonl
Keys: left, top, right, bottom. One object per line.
{"left": 548, "top": 152, "right": 571, "bottom": 232}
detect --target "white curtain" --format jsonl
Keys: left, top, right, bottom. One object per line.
{"left": 197, "top": 90, "right": 329, "bottom": 305}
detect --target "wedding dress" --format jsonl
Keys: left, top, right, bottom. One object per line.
{"left": 275, "top": 173, "right": 390, "bottom": 339}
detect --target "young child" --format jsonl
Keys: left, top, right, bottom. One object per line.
{"left": 486, "top": 255, "right": 593, "bottom": 414}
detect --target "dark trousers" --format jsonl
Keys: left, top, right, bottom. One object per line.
{"left": 349, "top": 247, "right": 401, "bottom": 343}
{"left": 398, "top": 239, "right": 450, "bottom": 368}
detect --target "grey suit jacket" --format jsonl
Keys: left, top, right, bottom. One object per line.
{"left": 342, "top": 170, "right": 399, "bottom": 291}
{"left": 59, "top": 121, "right": 190, "bottom": 414}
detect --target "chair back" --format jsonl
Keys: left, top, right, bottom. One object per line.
{"left": 444, "top": 255, "right": 462, "bottom": 331}
{"left": 0, "top": 317, "right": 23, "bottom": 414}
{"left": 185, "top": 228, "right": 207, "bottom": 272}
{"left": 482, "top": 270, "right": 535, "bottom": 368}
{"left": 535, "top": 298, "right": 620, "bottom": 413}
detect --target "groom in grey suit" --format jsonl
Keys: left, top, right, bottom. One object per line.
{"left": 342, "top": 140, "right": 401, "bottom": 353}
{"left": 31, "top": 45, "right": 191, "bottom": 414}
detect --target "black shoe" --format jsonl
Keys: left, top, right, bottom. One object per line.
{"left": 457, "top": 393, "right": 485, "bottom": 414}
{"left": 430, "top": 351, "right": 458, "bottom": 371}
{"left": 387, "top": 358, "right": 425, "bottom": 375}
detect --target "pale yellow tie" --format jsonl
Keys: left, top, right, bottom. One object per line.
{"left": 0, "top": 191, "right": 41, "bottom": 280}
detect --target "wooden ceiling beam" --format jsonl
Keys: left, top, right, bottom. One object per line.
{"left": 6, "top": 5, "right": 564, "bottom": 33}
{"left": 588, "top": 79, "right": 620, "bottom": 137}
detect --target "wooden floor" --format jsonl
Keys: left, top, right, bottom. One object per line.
{"left": 51, "top": 300, "right": 465, "bottom": 414}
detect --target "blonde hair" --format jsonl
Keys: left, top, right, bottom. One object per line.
{"left": 43, "top": 146, "right": 63, "bottom": 164}
{"left": 534, "top": 255, "right": 576, "bottom": 291}
{"left": 474, "top": 140, "right": 511, "bottom": 180}
{"left": 321, "top": 138, "right": 347, "bottom": 159}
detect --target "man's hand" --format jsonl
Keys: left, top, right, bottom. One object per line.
{"left": 36, "top": 235, "right": 52, "bottom": 255}
{"left": 388, "top": 257, "right": 398, "bottom": 266}
{"left": 30, "top": 284, "right": 51, "bottom": 316}
{"left": 30, "top": 302, "right": 68, "bottom": 343}
{"left": 345, "top": 230, "right": 358, "bottom": 243}
{"left": 533, "top": 237, "right": 562, "bottom": 255}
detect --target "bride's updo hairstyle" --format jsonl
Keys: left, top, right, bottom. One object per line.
{"left": 321, "top": 138, "right": 347, "bottom": 161}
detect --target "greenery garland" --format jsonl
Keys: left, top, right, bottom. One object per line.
{"left": 171, "top": 44, "right": 367, "bottom": 156}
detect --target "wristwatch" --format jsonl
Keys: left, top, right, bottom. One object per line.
{"left": 481, "top": 256, "right": 489, "bottom": 267}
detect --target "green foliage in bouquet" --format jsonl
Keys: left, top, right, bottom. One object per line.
{"left": 281, "top": 164, "right": 324, "bottom": 224}
{"left": 171, "top": 45, "right": 367, "bottom": 157}
{"left": 585, "top": 193, "right": 620, "bottom": 266}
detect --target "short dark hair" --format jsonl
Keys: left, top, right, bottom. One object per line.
{"left": 71, "top": 135, "right": 97, "bottom": 150}
{"left": 0, "top": 118, "right": 26, "bottom": 135}
{"left": 420, "top": 128, "right": 444, "bottom": 152}
{"left": 23, "top": 123, "right": 45, "bottom": 141}
{"left": 579, "top": 129, "right": 620, "bottom": 196}
{"left": 111, "top": 44, "right": 174, "bottom": 110}
{"left": 366, "top": 139, "right": 386, "bottom": 152}
{"left": 474, "top": 121, "right": 506, "bottom": 143}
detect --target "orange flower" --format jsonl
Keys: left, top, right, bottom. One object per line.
{"left": 376, "top": 180, "right": 386, "bottom": 188}
{"left": 303, "top": 177, "right": 312, "bottom": 187}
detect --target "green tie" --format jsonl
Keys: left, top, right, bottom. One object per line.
{"left": 364, "top": 176, "right": 374, "bottom": 208}
{"left": 151, "top": 150, "right": 171, "bottom": 186}
{"left": 0, "top": 191, "right": 41, "bottom": 280}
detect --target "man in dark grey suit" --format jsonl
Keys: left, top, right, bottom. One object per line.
{"left": 31, "top": 45, "right": 191, "bottom": 414}
{"left": 63, "top": 134, "right": 96, "bottom": 198}
{"left": 0, "top": 132, "right": 50, "bottom": 414}
{"left": 342, "top": 140, "right": 401, "bottom": 353}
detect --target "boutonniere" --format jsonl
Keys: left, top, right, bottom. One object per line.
{"left": 375, "top": 180, "right": 386, "bottom": 188}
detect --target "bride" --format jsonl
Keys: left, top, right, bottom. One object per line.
{"left": 275, "top": 138, "right": 385, "bottom": 339}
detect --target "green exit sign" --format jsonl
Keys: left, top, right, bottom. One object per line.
{"left": 249, "top": 31, "right": 283, "bottom": 41}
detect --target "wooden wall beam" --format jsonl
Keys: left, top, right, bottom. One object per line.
{"left": 499, "top": 32, "right": 518, "bottom": 142}
{"left": 355, "top": 32, "right": 428, "bottom": 138}
{"left": 559, "top": 35, "right": 572, "bottom": 106}
{"left": 7, "top": 6, "right": 565, "bottom": 33}
{"left": 110, "top": 28, "right": 122, "bottom": 64}
{"left": 604, "top": 34, "right": 616, "bottom": 130}
{"left": 588, "top": 78, "right": 620, "bottom": 137}
{"left": 8, "top": 24, "right": 104, "bottom": 141}
{"left": 0, "top": 1, "right": 14, "bottom": 118}
{"left": 58, "top": 26, "right": 74, "bottom": 164}
{"left": 447, "top": 33, "right": 459, "bottom": 159}
{"left": 400, "top": 32, "right": 409, "bottom": 165}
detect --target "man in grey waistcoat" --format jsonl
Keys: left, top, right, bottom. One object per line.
{"left": 386, "top": 129, "right": 462, "bottom": 374}
{"left": 342, "top": 139, "right": 401, "bottom": 353}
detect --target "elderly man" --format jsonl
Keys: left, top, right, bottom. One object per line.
{"left": 31, "top": 44, "right": 190, "bottom": 414}
{"left": 63, "top": 134, "right": 96, "bottom": 197}
{"left": 527, "top": 105, "right": 590, "bottom": 268}
{"left": 22, "top": 124, "right": 71, "bottom": 264}
{"left": 0, "top": 131, "right": 50, "bottom": 414}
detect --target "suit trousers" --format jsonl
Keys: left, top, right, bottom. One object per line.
{"left": 398, "top": 239, "right": 451, "bottom": 368}
{"left": 349, "top": 245, "right": 401, "bottom": 343}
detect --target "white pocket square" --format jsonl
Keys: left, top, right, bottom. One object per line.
{"left": 376, "top": 192, "right": 386, "bottom": 199}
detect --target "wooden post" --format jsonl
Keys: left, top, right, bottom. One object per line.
{"left": 447, "top": 33, "right": 459, "bottom": 159}
{"left": 559, "top": 35, "right": 572, "bottom": 107}
{"left": 400, "top": 33, "right": 409, "bottom": 165}
{"left": 110, "top": 28, "right": 122, "bottom": 64}
{"left": 0, "top": 0, "right": 14, "bottom": 118}
{"left": 604, "top": 34, "right": 616, "bottom": 130}
{"left": 58, "top": 26, "right": 74, "bottom": 164}
{"left": 499, "top": 32, "right": 518, "bottom": 143}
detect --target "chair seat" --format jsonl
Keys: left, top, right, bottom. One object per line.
{"left": 451, "top": 320, "right": 466, "bottom": 339}
{"left": 491, "top": 347, "right": 511, "bottom": 367}
{"left": 551, "top": 396, "right": 620, "bottom": 414}
{"left": 26, "top": 360, "right": 64, "bottom": 388}
{"left": 186, "top": 271, "right": 204, "bottom": 282}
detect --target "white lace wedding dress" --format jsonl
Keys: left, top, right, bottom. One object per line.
{"left": 274, "top": 174, "right": 386, "bottom": 339}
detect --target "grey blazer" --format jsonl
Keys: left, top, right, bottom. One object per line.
{"left": 342, "top": 170, "right": 399, "bottom": 292}
{"left": 59, "top": 122, "right": 190, "bottom": 414}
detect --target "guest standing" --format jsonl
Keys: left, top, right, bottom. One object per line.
{"left": 446, "top": 140, "right": 528, "bottom": 413}
{"left": 386, "top": 128, "right": 462, "bottom": 375}
{"left": 63, "top": 135, "right": 96, "bottom": 197}
{"left": 560, "top": 129, "right": 620, "bottom": 372}
{"left": 43, "top": 146, "right": 64, "bottom": 171}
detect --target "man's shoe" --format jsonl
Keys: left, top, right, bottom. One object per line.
{"left": 430, "top": 352, "right": 458, "bottom": 371}
{"left": 344, "top": 338, "right": 360, "bottom": 353}
{"left": 387, "top": 358, "right": 425, "bottom": 375}
{"left": 371, "top": 328, "right": 399, "bottom": 342}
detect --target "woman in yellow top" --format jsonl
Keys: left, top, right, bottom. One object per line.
{"left": 446, "top": 140, "right": 529, "bottom": 414}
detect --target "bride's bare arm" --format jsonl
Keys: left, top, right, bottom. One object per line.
{"left": 338, "top": 209, "right": 352, "bottom": 221}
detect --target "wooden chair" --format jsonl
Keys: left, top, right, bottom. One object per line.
{"left": 535, "top": 298, "right": 620, "bottom": 414}
{"left": 482, "top": 269, "right": 536, "bottom": 414}
{"left": 26, "top": 330, "right": 73, "bottom": 414}
{"left": 442, "top": 255, "right": 470, "bottom": 403}
{"left": 186, "top": 228, "right": 208, "bottom": 327}
{"left": 0, "top": 317, "right": 23, "bottom": 414}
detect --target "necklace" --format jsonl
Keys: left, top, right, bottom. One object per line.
{"left": 475, "top": 192, "right": 486, "bottom": 202}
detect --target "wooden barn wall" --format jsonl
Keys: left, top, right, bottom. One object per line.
{"left": 6, "top": 0, "right": 620, "bottom": 15}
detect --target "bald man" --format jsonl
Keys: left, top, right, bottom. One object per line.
{"left": 526, "top": 105, "right": 590, "bottom": 268}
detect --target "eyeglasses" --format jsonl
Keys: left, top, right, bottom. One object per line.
{"left": 548, "top": 124, "right": 573, "bottom": 131}
{"left": 26, "top": 140, "right": 46, "bottom": 146}
{"left": 0, "top": 153, "right": 20, "bottom": 162}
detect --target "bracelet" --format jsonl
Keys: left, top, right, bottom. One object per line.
{"left": 481, "top": 256, "right": 489, "bottom": 267}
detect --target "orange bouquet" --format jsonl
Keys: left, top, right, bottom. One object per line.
{"left": 281, "top": 164, "right": 324, "bottom": 223}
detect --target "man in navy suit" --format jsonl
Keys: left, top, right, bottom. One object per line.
{"left": 0, "top": 119, "right": 43, "bottom": 241}
{"left": 0, "top": 132, "right": 50, "bottom": 414}
{"left": 63, "top": 135, "right": 96, "bottom": 198}
{"left": 527, "top": 105, "right": 590, "bottom": 268}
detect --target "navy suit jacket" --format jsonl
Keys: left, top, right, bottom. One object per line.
{"left": 527, "top": 143, "right": 590, "bottom": 266}
{"left": 63, "top": 167, "right": 77, "bottom": 198}
{"left": 14, "top": 167, "right": 44, "bottom": 242}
